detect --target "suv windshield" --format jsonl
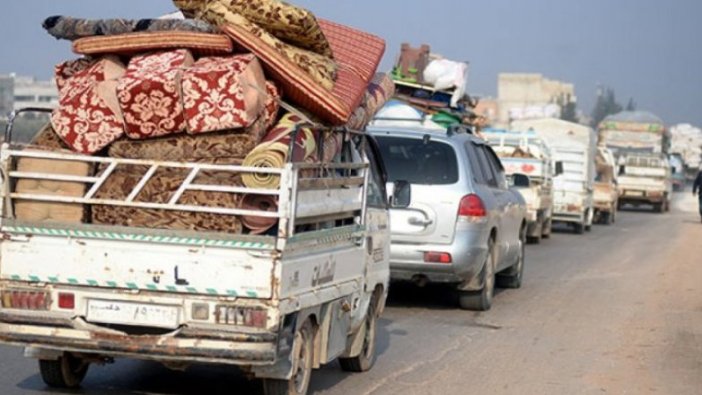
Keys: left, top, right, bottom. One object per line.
{"left": 375, "top": 136, "right": 459, "bottom": 185}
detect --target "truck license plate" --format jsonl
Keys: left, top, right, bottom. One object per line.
{"left": 87, "top": 300, "right": 180, "bottom": 329}
{"left": 626, "top": 191, "right": 644, "bottom": 197}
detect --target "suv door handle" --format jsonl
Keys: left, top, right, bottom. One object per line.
{"left": 408, "top": 217, "right": 433, "bottom": 227}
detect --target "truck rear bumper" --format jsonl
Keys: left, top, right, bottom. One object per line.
{"left": 0, "top": 313, "right": 277, "bottom": 366}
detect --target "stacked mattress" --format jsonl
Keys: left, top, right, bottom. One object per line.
{"left": 19, "top": 0, "right": 395, "bottom": 235}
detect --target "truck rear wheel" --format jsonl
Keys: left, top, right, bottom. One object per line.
{"left": 573, "top": 223, "right": 585, "bottom": 235}
{"left": 38, "top": 353, "right": 89, "bottom": 389}
{"left": 541, "top": 218, "right": 552, "bottom": 239}
{"left": 263, "top": 321, "right": 314, "bottom": 395}
{"left": 458, "top": 238, "right": 495, "bottom": 311}
{"left": 339, "top": 295, "right": 378, "bottom": 372}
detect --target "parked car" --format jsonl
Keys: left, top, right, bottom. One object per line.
{"left": 368, "top": 122, "right": 528, "bottom": 311}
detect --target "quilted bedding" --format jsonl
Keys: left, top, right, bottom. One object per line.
{"left": 173, "top": 0, "right": 337, "bottom": 91}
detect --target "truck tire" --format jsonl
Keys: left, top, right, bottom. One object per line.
{"left": 497, "top": 226, "right": 525, "bottom": 289}
{"left": 38, "top": 353, "right": 89, "bottom": 389}
{"left": 653, "top": 203, "right": 664, "bottom": 213}
{"left": 541, "top": 219, "right": 552, "bottom": 239}
{"left": 458, "top": 238, "right": 495, "bottom": 311}
{"left": 339, "top": 294, "right": 378, "bottom": 372}
{"left": 263, "top": 321, "right": 314, "bottom": 395}
{"left": 573, "top": 223, "right": 585, "bottom": 235}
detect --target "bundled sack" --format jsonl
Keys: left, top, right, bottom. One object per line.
{"left": 14, "top": 125, "right": 92, "bottom": 223}
{"left": 43, "top": 16, "right": 216, "bottom": 41}
{"left": 182, "top": 54, "right": 268, "bottom": 134}
{"left": 173, "top": 0, "right": 337, "bottom": 90}
{"left": 51, "top": 56, "right": 126, "bottom": 154}
{"left": 92, "top": 167, "right": 243, "bottom": 233}
{"left": 117, "top": 49, "right": 194, "bottom": 139}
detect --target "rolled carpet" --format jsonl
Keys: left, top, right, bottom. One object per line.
{"left": 92, "top": 167, "right": 243, "bottom": 233}
{"left": 241, "top": 113, "right": 318, "bottom": 189}
{"left": 240, "top": 194, "right": 278, "bottom": 235}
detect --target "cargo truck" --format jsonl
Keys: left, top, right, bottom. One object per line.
{"left": 512, "top": 119, "right": 596, "bottom": 234}
{"left": 599, "top": 111, "right": 672, "bottom": 212}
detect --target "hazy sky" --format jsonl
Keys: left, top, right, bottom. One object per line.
{"left": 2, "top": 0, "right": 701, "bottom": 125}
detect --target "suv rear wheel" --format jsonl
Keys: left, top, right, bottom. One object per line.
{"left": 458, "top": 238, "right": 495, "bottom": 311}
{"left": 497, "top": 226, "right": 525, "bottom": 289}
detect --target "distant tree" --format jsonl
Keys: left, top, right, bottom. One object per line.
{"left": 625, "top": 98, "right": 637, "bottom": 112}
{"left": 558, "top": 93, "right": 578, "bottom": 123}
{"left": 591, "top": 87, "right": 623, "bottom": 128}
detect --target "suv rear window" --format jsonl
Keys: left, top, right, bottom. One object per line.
{"left": 375, "top": 136, "right": 458, "bottom": 185}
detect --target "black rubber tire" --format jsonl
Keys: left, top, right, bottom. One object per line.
{"left": 526, "top": 234, "right": 541, "bottom": 245}
{"left": 263, "top": 322, "right": 314, "bottom": 395}
{"left": 653, "top": 203, "right": 664, "bottom": 213}
{"left": 339, "top": 295, "right": 378, "bottom": 372}
{"left": 541, "top": 219, "right": 552, "bottom": 239}
{"left": 497, "top": 226, "right": 525, "bottom": 289}
{"left": 39, "top": 354, "right": 89, "bottom": 389}
{"left": 573, "top": 223, "right": 585, "bottom": 235}
{"left": 458, "top": 238, "right": 495, "bottom": 311}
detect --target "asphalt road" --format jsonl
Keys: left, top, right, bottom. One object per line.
{"left": 1, "top": 193, "right": 701, "bottom": 395}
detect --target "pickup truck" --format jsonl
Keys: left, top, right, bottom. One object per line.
{"left": 617, "top": 153, "right": 672, "bottom": 213}
{"left": 0, "top": 111, "right": 390, "bottom": 395}
{"left": 484, "top": 129, "right": 555, "bottom": 243}
{"left": 593, "top": 147, "right": 619, "bottom": 225}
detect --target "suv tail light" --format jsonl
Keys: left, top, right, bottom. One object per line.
{"left": 458, "top": 194, "right": 486, "bottom": 219}
{"left": 424, "top": 252, "right": 452, "bottom": 264}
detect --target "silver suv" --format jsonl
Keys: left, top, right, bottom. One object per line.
{"left": 369, "top": 125, "right": 528, "bottom": 311}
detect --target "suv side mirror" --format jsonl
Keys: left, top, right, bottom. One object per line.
{"left": 554, "top": 161, "right": 564, "bottom": 176}
{"left": 511, "top": 173, "right": 531, "bottom": 188}
{"left": 390, "top": 180, "right": 411, "bottom": 208}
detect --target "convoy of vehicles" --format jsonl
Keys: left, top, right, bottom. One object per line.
{"left": 0, "top": 112, "right": 391, "bottom": 394}
{"left": 0, "top": 106, "right": 684, "bottom": 394}
{"left": 482, "top": 128, "right": 554, "bottom": 243}
{"left": 368, "top": 106, "right": 527, "bottom": 312}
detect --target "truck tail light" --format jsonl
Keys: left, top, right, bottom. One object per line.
{"left": 215, "top": 306, "right": 267, "bottom": 328}
{"left": 58, "top": 293, "right": 75, "bottom": 309}
{"left": 424, "top": 252, "right": 452, "bottom": 264}
{"left": 1, "top": 290, "right": 50, "bottom": 310}
{"left": 458, "top": 194, "right": 486, "bottom": 219}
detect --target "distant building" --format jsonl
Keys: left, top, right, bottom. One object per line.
{"left": 497, "top": 73, "right": 576, "bottom": 125}
{"left": 13, "top": 75, "right": 58, "bottom": 112}
{"left": 0, "top": 75, "right": 14, "bottom": 120}
{"left": 473, "top": 97, "right": 500, "bottom": 126}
